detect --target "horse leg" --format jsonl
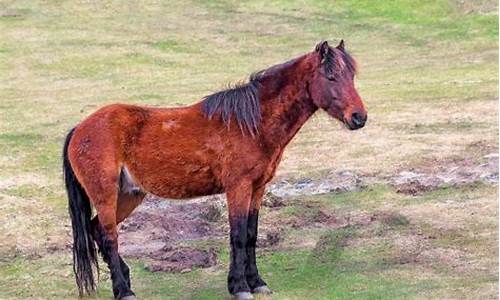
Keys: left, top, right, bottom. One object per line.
{"left": 75, "top": 163, "right": 135, "bottom": 300}
{"left": 92, "top": 190, "right": 145, "bottom": 290}
{"left": 116, "top": 190, "right": 145, "bottom": 288}
{"left": 93, "top": 200, "right": 136, "bottom": 300}
{"left": 245, "top": 186, "right": 271, "bottom": 294}
{"left": 91, "top": 219, "right": 134, "bottom": 291}
{"left": 226, "top": 180, "right": 254, "bottom": 300}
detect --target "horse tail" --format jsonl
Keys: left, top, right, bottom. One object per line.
{"left": 63, "top": 127, "right": 99, "bottom": 296}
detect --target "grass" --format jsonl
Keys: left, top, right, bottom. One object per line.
{"left": 0, "top": 183, "right": 497, "bottom": 299}
{"left": 0, "top": 0, "right": 498, "bottom": 299}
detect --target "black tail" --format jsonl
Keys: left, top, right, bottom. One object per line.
{"left": 63, "top": 128, "right": 99, "bottom": 296}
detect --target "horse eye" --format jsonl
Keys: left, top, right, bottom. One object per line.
{"left": 327, "top": 76, "right": 337, "bottom": 82}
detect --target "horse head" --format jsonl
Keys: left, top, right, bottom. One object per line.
{"left": 308, "top": 40, "right": 367, "bottom": 130}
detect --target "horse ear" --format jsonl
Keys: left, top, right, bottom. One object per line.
{"left": 315, "top": 40, "right": 330, "bottom": 60}
{"left": 336, "top": 39, "right": 345, "bottom": 51}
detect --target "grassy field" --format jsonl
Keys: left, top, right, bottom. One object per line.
{"left": 0, "top": 0, "right": 498, "bottom": 299}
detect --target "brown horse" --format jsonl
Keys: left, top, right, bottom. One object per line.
{"left": 63, "top": 40, "right": 367, "bottom": 300}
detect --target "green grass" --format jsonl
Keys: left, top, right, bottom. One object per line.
{"left": 0, "top": 0, "right": 497, "bottom": 299}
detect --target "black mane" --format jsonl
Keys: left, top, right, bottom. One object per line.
{"left": 201, "top": 55, "right": 302, "bottom": 137}
{"left": 201, "top": 75, "right": 263, "bottom": 136}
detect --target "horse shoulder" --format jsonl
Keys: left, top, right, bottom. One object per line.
{"left": 220, "top": 137, "right": 285, "bottom": 189}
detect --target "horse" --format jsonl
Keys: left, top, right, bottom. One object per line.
{"left": 63, "top": 40, "right": 367, "bottom": 300}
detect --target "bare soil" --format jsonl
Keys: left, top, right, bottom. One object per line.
{"left": 118, "top": 195, "right": 225, "bottom": 272}
{"left": 144, "top": 247, "right": 218, "bottom": 273}
{"left": 392, "top": 153, "right": 498, "bottom": 195}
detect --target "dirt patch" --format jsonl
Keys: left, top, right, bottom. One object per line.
{"left": 268, "top": 170, "right": 367, "bottom": 198}
{"left": 313, "top": 210, "right": 338, "bottom": 225}
{"left": 392, "top": 153, "right": 498, "bottom": 195}
{"left": 144, "top": 247, "right": 218, "bottom": 273}
{"left": 257, "top": 228, "right": 283, "bottom": 248}
{"left": 267, "top": 152, "right": 497, "bottom": 198}
{"left": 395, "top": 181, "right": 435, "bottom": 195}
{"left": 118, "top": 195, "right": 226, "bottom": 272}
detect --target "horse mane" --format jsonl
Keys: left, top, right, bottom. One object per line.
{"left": 201, "top": 54, "right": 304, "bottom": 137}
{"left": 201, "top": 73, "right": 264, "bottom": 137}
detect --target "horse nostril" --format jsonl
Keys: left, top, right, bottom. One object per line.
{"left": 352, "top": 112, "right": 363, "bottom": 126}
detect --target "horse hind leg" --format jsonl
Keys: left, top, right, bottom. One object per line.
{"left": 91, "top": 206, "right": 140, "bottom": 294}
{"left": 74, "top": 168, "right": 134, "bottom": 300}
{"left": 114, "top": 173, "right": 146, "bottom": 288}
{"left": 91, "top": 196, "right": 135, "bottom": 300}
{"left": 91, "top": 167, "right": 145, "bottom": 295}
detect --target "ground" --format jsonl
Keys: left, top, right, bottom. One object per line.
{"left": 0, "top": 0, "right": 498, "bottom": 299}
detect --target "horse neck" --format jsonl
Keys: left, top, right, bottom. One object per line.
{"left": 258, "top": 56, "right": 318, "bottom": 149}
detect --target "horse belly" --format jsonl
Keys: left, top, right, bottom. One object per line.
{"left": 127, "top": 161, "right": 223, "bottom": 200}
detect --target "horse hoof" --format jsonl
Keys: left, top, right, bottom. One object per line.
{"left": 234, "top": 292, "right": 253, "bottom": 300}
{"left": 253, "top": 285, "right": 272, "bottom": 294}
{"left": 120, "top": 296, "right": 137, "bottom": 300}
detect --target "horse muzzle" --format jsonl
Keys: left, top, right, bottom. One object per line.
{"left": 345, "top": 111, "right": 367, "bottom": 130}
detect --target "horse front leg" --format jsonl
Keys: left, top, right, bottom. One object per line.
{"left": 245, "top": 186, "right": 271, "bottom": 294}
{"left": 226, "top": 180, "right": 254, "bottom": 300}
